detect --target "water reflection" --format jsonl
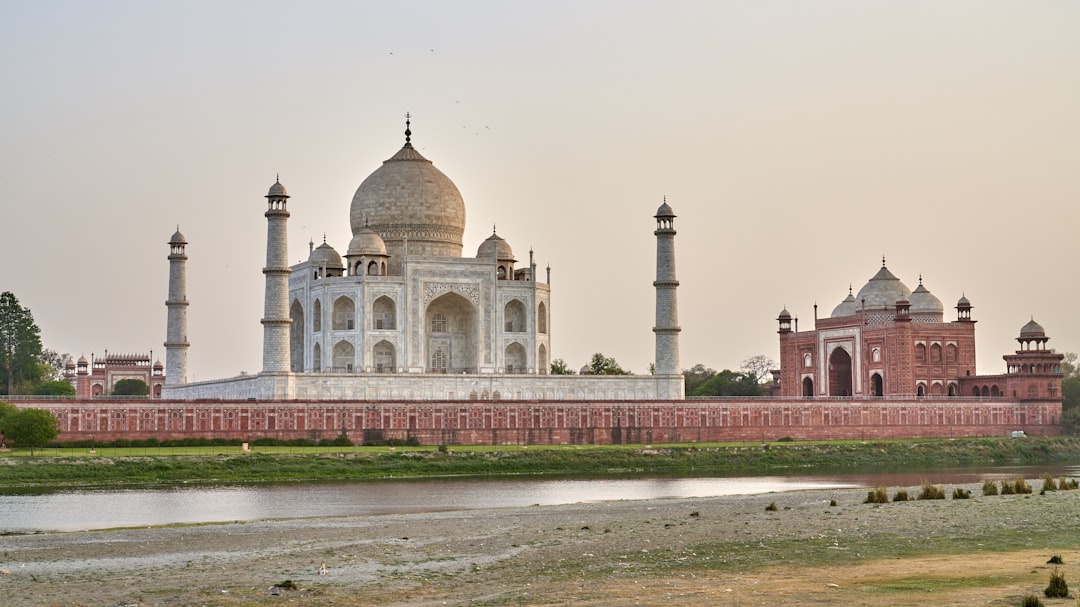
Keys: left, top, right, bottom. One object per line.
{"left": 1, "top": 464, "right": 1074, "bottom": 533}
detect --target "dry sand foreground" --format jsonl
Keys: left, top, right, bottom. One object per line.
{"left": 3, "top": 483, "right": 1079, "bottom": 606}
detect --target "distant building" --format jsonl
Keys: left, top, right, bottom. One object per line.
{"left": 64, "top": 352, "right": 165, "bottom": 398}
{"left": 776, "top": 260, "right": 1063, "bottom": 401}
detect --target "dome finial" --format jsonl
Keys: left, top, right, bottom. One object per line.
{"left": 492, "top": 223, "right": 497, "bottom": 235}
{"left": 848, "top": 283, "right": 853, "bottom": 296}
{"left": 322, "top": 233, "right": 327, "bottom": 244}
{"left": 404, "top": 112, "right": 412, "bottom": 146}
{"left": 882, "top": 255, "right": 886, "bottom": 267}
{"left": 918, "top": 273, "right": 923, "bottom": 286}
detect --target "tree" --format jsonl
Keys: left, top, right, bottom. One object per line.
{"left": 0, "top": 408, "right": 59, "bottom": 455}
{"left": 740, "top": 355, "right": 777, "bottom": 384}
{"left": 0, "top": 292, "right": 43, "bottom": 395}
{"left": 692, "top": 369, "right": 763, "bottom": 397}
{"left": 550, "top": 358, "right": 575, "bottom": 375}
{"left": 683, "top": 364, "right": 717, "bottom": 395}
{"left": 0, "top": 400, "right": 17, "bottom": 424}
{"left": 34, "top": 380, "right": 75, "bottom": 396}
{"left": 112, "top": 378, "right": 150, "bottom": 396}
{"left": 585, "top": 353, "right": 630, "bottom": 375}
{"left": 38, "top": 349, "right": 69, "bottom": 382}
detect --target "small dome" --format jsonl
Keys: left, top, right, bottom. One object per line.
{"left": 655, "top": 200, "right": 675, "bottom": 218}
{"left": 1020, "top": 318, "right": 1046, "bottom": 339}
{"left": 957, "top": 294, "right": 971, "bottom": 307}
{"left": 346, "top": 227, "right": 388, "bottom": 257}
{"left": 477, "top": 231, "right": 515, "bottom": 261}
{"left": 854, "top": 263, "right": 912, "bottom": 310}
{"left": 77, "top": 355, "right": 88, "bottom": 365}
{"left": 169, "top": 229, "right": 187, "bottom": 244}
{"left": 64, "top": 357, "right": 76, "bottom": 369}
{"left": 153, "top": 360, "right": 163, "bottom": 369}
{"left": 778, "top": 307, "right": 791, "bottom": 319}
{"left": 309, "top": 241, "right": 344, "bottom": 269}
{"left": 909, "top": 280, "right": 943, "bottom": 315}
{"left": 579, "top": 365, "right": 592, "bottom": 375}
{"left": 831, "top": 288, "right": 859, "bottom": 318}
{"left": 267, "top": 179, "right": 289, "bottom": 198}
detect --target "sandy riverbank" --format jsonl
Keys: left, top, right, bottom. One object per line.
{"left": 3, "top": 481, "right": 1079, "bottom": 606}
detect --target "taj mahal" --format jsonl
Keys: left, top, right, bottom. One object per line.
{"left": 161, "top": 118, "right": 685, "bottom": 401}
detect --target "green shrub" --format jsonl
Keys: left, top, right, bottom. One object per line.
{"left": 1060, "top": 478, "right": 1079, "bottom": 490}
{"left": 777, "top": 436, "right": 794, "bottom": 442}
{"left": 952, "top": 487, "right": 972, "bottom": 499}
{"left": 864, "top": 486, "right": 889, "bottom": 504}
{"left": 829, "top": 499, "right": 837, "bottom": 507}
{"left": 1013, "top": 477, "right": 1033, "bottom": 494}
{"left": 1048, "top": 555, "right": 1064, "bottom": 565}
{"left": 765, "top": 501, "right": 778, "bottom": 512}
{"left": 1020, "top": 593, "right": 1044, "bottom": 607}
{"left": 1001, "top": 479, "right": 1015, "bottom": 495}
{"left": 982, "top": 479, "right": 999, "bottom": 496}
{"left": 1045, "top": 568, "right": 1068, "bottom": 598}
{"left": 917, "top": 482, "right": 946, "bottom": 500}
{"left": 893, "top": 489, "right": 909, "bottom": 502}
{"left": 1041, "top": 473, "right": 1058, "bottom": 491}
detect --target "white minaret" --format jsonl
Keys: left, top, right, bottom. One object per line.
{"left": 165, "top": 228, "right": 189, "bottom": 385}
{"left": 262, "top": 178, "right": 292, "bottom": 373}
{"left": 653, "top": 199, "right": 681, "bottom": 380}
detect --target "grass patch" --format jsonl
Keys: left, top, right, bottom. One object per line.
{"left": 860, "top": 575, "right": 1017, "bottom": 593}
{"left": 917, "top": 482, "right": 946, "bottom": 500}
{"left": 1045, "top": 568, "right": 1068, "bottom": 598}
{"left": 865, "top": 486, "right": 889, "bottom": 504}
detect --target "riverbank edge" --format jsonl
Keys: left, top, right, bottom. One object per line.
{"left": 1, "top": 436, "right": 1079, "bottom": 489}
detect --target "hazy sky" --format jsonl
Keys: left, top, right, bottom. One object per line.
{"left": 2, "top": 1, "right": 1078, "bottom": 382}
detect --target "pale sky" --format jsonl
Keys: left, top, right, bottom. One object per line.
{"left": 2, "top": 1, "right": 1077, "bottom": 382}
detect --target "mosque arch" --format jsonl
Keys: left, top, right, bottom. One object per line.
{"left": 914, "top": 343, "right": 927, "bottom": 363}
{"left": 828, "top": 347, "right": 853, "bottom": 397}
{"left": 537, "top": 302, "right": 547, "bottom": 334}
{"left": 981, "top": 385, "right": 990, "bottom": 397}
{"left": 948, "top": 383, "right": 957, "bottom": 397}
{"left": 313, "top": 343, "right": 322, "bottom": 372}
{"left": 538, "top": 344, "right": 548, "bottom": 375}
{"left": 972, "top": 386, "right": 982, "bottom": 397}
{"left": 333, "top": 296, "right": 356, "bottom": 330}
{"left": 990, "top": 384, "right": 1000, "bottom": 397}
{"left": 313, "top": 299, "right": 322, "bottom": 332}
{"left": 373, "top": 296, "right": 396, "bottom": 330}
{"left": 870, "top": 372, "right": 883, "bottom": 397}
{"left": 916, "top": 383, "right": 926, "bottom": 397}
{"left": 504, "top": 299, "right": 526, "bottom": 332}
{"left": 930, "top": 343, "right": 942, "bottom": 363}
{"left": 930, "top": 382, "right": 944, "bottom": 396}
{"left": 373, "top": 340, "right": 396, "bottom": 373}
{"left": 802, "top": 376, "right": 814, "bottom": 397}
{"left": 425, "top": 292, "right": 477, "bottom": 374}
{"left": 333, "top": 340, "right": 355, "bottom": 373}
{"left": 505, "top": 342, "right": 527, "bottom": 373}
{"left": 946, "top": 343, "right": 957, "bottom": 363}
{"left": 290, "top": 300, "right": 305, "bottom": 373}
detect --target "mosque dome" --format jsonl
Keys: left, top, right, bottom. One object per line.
{"left": 655, "top": 200, "right": 675, "bottom": 217}
{"left": 477, "top": 231, "right": 515, "bottom": 261}
{"left": 908, "top": 279, "right": 944, "bottom": 315}
{"left": 77, "top": 355, "right": 88, "bottom": 365}
{"left": 169, "top": 229, "right": 187, "bottom": 244}
{"left": 854, "top": 263, "right": 912, "bottom": 310}
{"left": 778, "top": 307, "right": 791, "bottom": 320}
{"left": 1020, "top": 318, "right": 1046, "bottom": 339}
{"left": 349, "top": 120, "right": 466, "bottom": 260}
{"left": 831, "top": 288, "right": 859, "bottom": 318}
{"left": 153, "top": 360, "right": 164, "bottom": 370}
{"left": 309, "top": 241, "right": 344, "bottom": 270}
{"left": 957, "top": 294, "right": 971, "bottom": 307}
{"left": 347, "top": 227, "right": 388, "bottom": 257}
{"left": 267, "top": 179, "right": 289, "bottom": 198}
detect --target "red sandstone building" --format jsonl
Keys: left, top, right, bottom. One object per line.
{"left": 777, "top": 261, "right": 1063, "bottom": 402}
{"left": 63, "top": 352, "right": 165, "bottom": 398}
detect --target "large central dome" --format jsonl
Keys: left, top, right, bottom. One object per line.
{"left": 349, "top": 125, "right": 466, "bottom": 268}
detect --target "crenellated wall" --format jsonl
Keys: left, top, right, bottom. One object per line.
{"left": 10, "top": 397, "right": 1061, "bottom": 445}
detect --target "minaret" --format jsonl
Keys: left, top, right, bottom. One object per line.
{"left": 262, "top": 178, "right": 292, "bottom": 373}
{"left": 653, "top": 198, "right": 681, "bottom": 378}
{"left": 165, "top": 228, "right": 190, "bottom": 385}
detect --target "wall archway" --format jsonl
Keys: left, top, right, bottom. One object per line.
{"left": 290, "top": 300, "right": 304, "bottom": 373}
{"left": 505, "top": 342, "right": 527, "bottom": 373}
{"left": 871, "top": 373, "right": 883, "bottom": 397}
{"left": 828, "top": 347, "right": 852, "bottom": 396}
{"left": 425, "top": 292, "right": 477, "bottom": 373}
{"left": 333, "top": 340, "right": 355, "bottom": 373}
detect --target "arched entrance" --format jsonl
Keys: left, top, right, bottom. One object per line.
{"left": 289, "top": 300, "right": 304, "bottom": 372}
{"left": 425, "top": 292, "right": 477, "bottom": 373}
{"left": 802, "top": 376, "right": 814, "bottom": 397}
{"left": 871, "top": 373, "right": 883, "bottom": 397}
{"left": 828, "top": 348, "right": 853, "bottom": 396}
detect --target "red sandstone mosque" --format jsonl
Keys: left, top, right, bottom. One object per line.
{"left": 776, "top": 259, "right": 1063, "bottom": 402}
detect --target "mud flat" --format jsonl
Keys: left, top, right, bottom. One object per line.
{"left": 3, "top": 481, "right": 1079, "bottom": 606}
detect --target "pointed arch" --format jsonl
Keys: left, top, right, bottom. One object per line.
{"left": 313, "top": 299, "right": 322, "bottom": 332}
{"left": 828, "top": 347, "right": 852, "bottom": 397}
{"left": 373, "top": 340, "right": 395, "bottom": 373}
{"left": 538, "top": 344, "right": 548, "bottom": 375}
{"left": 802, "top": 376, "right": 814, "bottom": 397}
{"left": 313, "top": 343, "right": 322, "bottom": 372}
{"left": 916, "top": 383, "right": 926, "bottom": 397}
{"left": 537, "top": 301, "right": 548, "bottom": 334}
{"left": 425, "top": 292, "right": 477, "bottom": 373}
{"left": 505, "top": 342, "right": 527, "bottom": 373}
{"left": 930, "top": 343, "right": 942, "bottom": 363}
{"left": 290, "top": 299, "right": 305, "bottom": 373}
{"left": 946, "top": 343, "right": 957, "bottom": 363}
{"left": 914, "top": 343, "right": 927, "bottom": 363}
{"left": 333, "top": 296, "right": 355, "bottom": 330}
{"left": 333, "top": 340, "right": 355, "bottom": 373}
{"left": 373, "top": 296, "right": 396, "bottom": 330}
{"left": 870, "top": 372, "right": 883, "bottom": 397}
{"left": 504, "top": 299, "right": 526, "bottom": 332}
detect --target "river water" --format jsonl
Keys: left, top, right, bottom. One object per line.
{"left": 1, "top": 465, "right": 1075, "bottom": 533}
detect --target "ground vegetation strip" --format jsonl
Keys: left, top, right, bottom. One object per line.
{"left": 2, "top": 483, "right": 1079, "bottom": 606}
{"left": 2, "top": 436, "right": 1079, "bottom": 488}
